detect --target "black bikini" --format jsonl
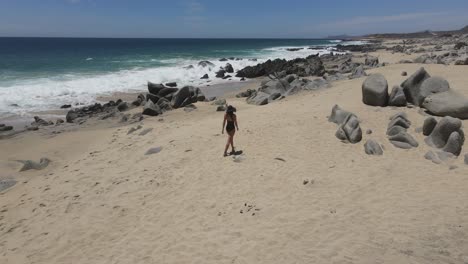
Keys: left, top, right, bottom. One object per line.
{"left": 226, "top": 120, "right": 235, "bottom": 132}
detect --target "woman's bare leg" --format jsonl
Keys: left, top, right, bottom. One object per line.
{"left": 224, "top": 137, "right": 230, "bottom": 156}
{"left": 230, "top": 134, "right": 235, "bottom": 153}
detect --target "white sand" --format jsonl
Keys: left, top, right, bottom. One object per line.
{"left": 1, "top": 51, "right": 468, "bottom": 263}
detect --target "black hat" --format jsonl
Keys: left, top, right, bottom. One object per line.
{"left": 226, "top": 105, "right": 236, "bottom": 113}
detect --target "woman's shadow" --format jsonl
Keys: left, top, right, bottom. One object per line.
{"left": 228, "top": 150, "right": 243, "bottom": 156}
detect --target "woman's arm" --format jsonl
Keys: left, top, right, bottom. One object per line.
{"left": 222, "top": 114, "right": 226, "bottom": 134}
{"left": 234, "top": 115, "right": 239, "bottom": 131}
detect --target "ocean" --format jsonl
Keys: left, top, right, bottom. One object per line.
{"left": 0, "top": 38, "right": 361, "bottom": 118}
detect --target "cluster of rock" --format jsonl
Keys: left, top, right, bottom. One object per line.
{"left": 320, "top": 53, "right": 381, "bottom": 80}
{"left": 361, "top": 67, "right": 468, "bottom": 120}
{"left": 235, "top": 55, "right": 325, "bottom": 78}
{"left": 387, "top": 113, "right": 418, "bottom": 149}
{"left": 64, "top": 82, "right": 208, "bottom": 124}
{"left": 237, "top": 74, "right": 329, "bottom": 106}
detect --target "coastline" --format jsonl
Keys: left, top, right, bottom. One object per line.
{"left": 2, "top": 33, "right": 468, "bottom": 263}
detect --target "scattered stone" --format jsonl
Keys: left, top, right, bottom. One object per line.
{"left": 366, "top": 129, "right": 373, "bottom": 135}
{"left": 0, "top": 179, "right": 17, "bottom": 192}
{"left": 55, "top": 119, "right": 64, "bottom": 125}
{"left": 171, "top": 86, "right": 206, "bottom": 108}
{"left": 454, "top": 42, "right": 467, "bottom": 50}
{"left": 401, "top": 67, "right": 431, "bottom": 106}
{"left": 349, "top": 65, "right": 367, "bottom": 79}
{"left": 216, "top": 105, "right": 226, "bottom": 112}
{"left": 422, "top": 117, "right": 438, "bottom": 136}
{"left": 145, "top": 147, "right": 162, "bottom": 155}
{"left": 401, "top": 71, "right": 407, "bottom": 76}
{"left": 335, "top": 114, "right": 362, "bottom": 144}
{"left": 32, "top": 116, "right": 51, "bottom": 127}
{"left": 200, "top": 74, "right": 209, "bottom": 79}
{"left": 275, "top": 158, "right": 286, "bottom": 162}
{"left": 132, "top": 94, "right": 146, "bottom": 106}
{"left": 17, "top": 158, "right": 51, "bottom": 172}
{"left": 364, "top": 139, "right": 384, "bottom": 155}
{"left": 362, "top": 74, "right": 389, "bottom": 106}
{"left": 388, "top": 85, "right": 407, "bottom": 107}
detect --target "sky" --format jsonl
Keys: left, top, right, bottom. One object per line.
{"left": 0, "top": 0, "right": 467, "bottom": 38}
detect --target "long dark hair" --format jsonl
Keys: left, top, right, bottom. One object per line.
{"left": 226, "top": 105, "right": 236, "bottom": 118}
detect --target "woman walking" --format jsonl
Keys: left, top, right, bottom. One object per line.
{"left": 222, "top": 105, "right": 239, "bottom": 157}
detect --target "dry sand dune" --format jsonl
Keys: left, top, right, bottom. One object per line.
{"left": 1, "top": 60, "right": 468, "bottom": 263}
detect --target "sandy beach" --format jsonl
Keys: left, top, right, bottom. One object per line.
{"left": 2, "top": 39, "right": 468, "bottom": 264}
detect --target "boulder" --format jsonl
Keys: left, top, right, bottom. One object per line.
{"left": 165, "top": 82, "right": 177, "bottom": 87}
{"left": 146, "top": 93, "right": 162, "bottom": 104}
{"left": 148, "top": 82, "right": 165, "bottom": 94}
{"left": 211, "top": 98, "right": 227, "bottom": 106}
{"left": 425, "top": 116, "right": 464, "bottom": 155}
{"left": 415, "top": 77, "right": 451, "bottom": 106}
{"left": 236, "top": 89, "right": 255, "bottom": 98}
{"left": 158, "top": 87, "right": 179, "bottom": 97}
{"left": 157, "top": 98, "right": 172, "bottom": 112}
{"left": 142, "top": 101, "right": 162, "bottom": 116}
{"left": 422, "top": 117, "right": 438, "bottom": 136}
{"left": 171, "top": 86, "right": 205, "bottom": 109}
{"left": 364, "top": 139, "right": 384, "bottom": 155}
{"left": 198, "top": 61, "right": 215, "bottom": 68}
{"left": 216, "top": 69, "right": 226, "bottom": 78}
{"left": 422, "top": 90, "right": 468, "bottom": 119}
{"left": 389, "top": 131, "right": 419, "bottom": 149}
{"left": 387, "top": 125, "right": 407, "bottom": 136}
{"left": 362, "top": 74, "right": 389, "bottom": 106}
{"left": 17, "top": 158, "right": 51, "bottom": 172}
{"left": 401, "top": 71, "right": 407, "bottom": 76}
{"left": 388, "top": 113, "right": 411, "bottom": 129}
{"left": 246, "top": 91, "right": 269, "bottom": 106}
{"left": 349, "top": 65, "right": 367, "bottom": 79}
{"left": 222, "top": 75, "right": 232, "bottom": 80}
{"left": 335, "top": 114, "right": 362, "bottom": 144}
{"left": 454, "top": 42, "right": 467, "bottom": 50}
{"left": 328, "top": 105, "right": 354, "bottom": 124}
{"left": 200, "top": 74, "right": 209, "bottom": 79}
{"left": 117, "top": 102, "right": 128, "bottom": 112}
{"left": 217, "top": 105, "right": 226, "bottom": 112}
{"left": 132, "top": 94, "right": 146, "bottom": 106}
{"left": 365, "top": 56, "right": 379, "bottom": 67}
{"left": 401, "top": 67, "right": 431, "bottom": 106}
{"left": 224, "top": 63, "right": 234, "bottom": 73}
{"left": 388, "top": 85, "right": 407, "bottom": 107}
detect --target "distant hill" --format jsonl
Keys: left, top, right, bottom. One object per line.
{"left": 362, "top": 25, "right": 468, "bottom": 39}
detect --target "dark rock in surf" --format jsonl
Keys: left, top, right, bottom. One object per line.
{"left": 148, "top": 82, "right": 165, "bottom": 95}
{"left": 200, "top": 74, "right": 209, "bottom": 79}
{"left": 165, "top": 82, "right": 177, "bottom": 88}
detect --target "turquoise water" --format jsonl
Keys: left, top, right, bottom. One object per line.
{"left": 0, "top": 38, "right": 355, "bottom": 116}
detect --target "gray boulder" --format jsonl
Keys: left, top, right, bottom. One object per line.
{"left": 17, "top": 158, "right": 51, "bottom": 172}
{"left": 335, "top": 114, "right": 362, "bottom": 144}
{"left": 415, "top": 77, "right": 450, "bottom": 106}
{"left": 422, "top": 117, "right": 438, "bottom": 136}
{"left": 171, "top": 86, "right": 205, "bottom": 108}
{"left": 388, "top": 85, "right": 407, "bottom": 107}
{"left": 364, "top": 139, "right": 384, "bottom": 155}
{"left": 425, "top": 116, "right": 464, "bottom": 156}
{"left": 211, "top": 98, "right": 227, "bottom": 106}
{"left": 198, "top": 61, "right": 215, "bottom": 68}
{"left": 216, "top": 69, "right": 226, "bottom": 78}
{"left": 387, "top": 125, "right": 407, "bottom": 136}
{"left": 401, "top": 67, "right": 431, "bottom": 106}
{"left": 349, "top": 65, "right": 367, "bottom": 79}
{"left": 388, "top": 112, "right": 411, "bottom": 129}
{"left": 422, "top": 90, "right": 468, "bottom": 119}
{"left": 142, "top": 101, "right": 162, "bottom": 116}
{"left": 362, "top": 74, "right": 389, "bottom": 106}
{"left": 148, "top": 82, "right": 165, "bottom": 94}
{"left": 216, "top": 105, "right": 226, "bottom": 112}
{"left": 246, "top": 91, "right": 269, "bottom": 106}
{"left": 117, "top": 102, "right": 128, "bottom": 112}
{"left": 224, "top": 63, "right": 234, "bottom": 73}
{"left": 157, "top": 98, "right": 172, "bottom": 112}
{"left": 389, "top": 131, "right": 419, "bottom": 149}
{"left": 328, "top": 105, "right": 354, "bottom": 124}
{"left": 365, "top": 56, "right": 379, "bottom": 67}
